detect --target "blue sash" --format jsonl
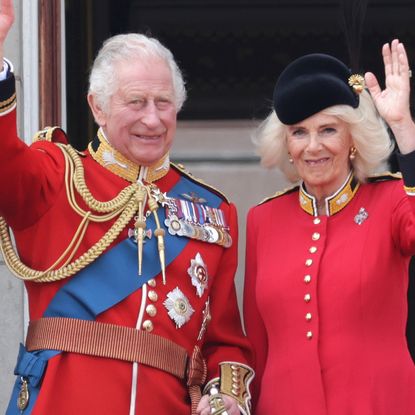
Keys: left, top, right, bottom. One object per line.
{"left": 7, "top": 173, "right": 223, "bottom": 414}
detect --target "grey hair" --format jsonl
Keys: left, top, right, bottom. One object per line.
{"left": 253, "top": 89, "right": 394, "bottom": 183}
{"left": 88, "top": 33, "right": 187, "bottom": 112}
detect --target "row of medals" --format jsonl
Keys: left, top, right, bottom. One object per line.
{"left": 152, "top": 187, "right": 232, "bottom": 248}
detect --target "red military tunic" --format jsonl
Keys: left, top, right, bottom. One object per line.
{"left": 0, "top": 72, "right": 253, "bottom": 414}
{"left": 244, "top": 171, "right": 415, "bottom": 415}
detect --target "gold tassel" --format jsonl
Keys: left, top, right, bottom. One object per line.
{"left": 147, "top": 188, "right": 167, "bottom": 284}
{"left": 135, "top": 185, "right": 147, "bottom": 275}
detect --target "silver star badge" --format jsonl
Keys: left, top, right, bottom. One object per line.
{"left": 163, "top": 287, "right": 194, "bottom": 328}
{"left": 187, "top": 253, "right": 209, "bottom": 297}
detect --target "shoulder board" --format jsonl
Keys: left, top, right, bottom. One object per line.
{"left": 258, "top": 184, "right": 299, "bottom": 205}
{"left": 32, "top": 126, "right": 68, "bottom": 144}
{"left": 367, "top": 171, "right": 402, "bottom": 183}
{"left": 171, "top": 162, "right": 230, "bottom": 204}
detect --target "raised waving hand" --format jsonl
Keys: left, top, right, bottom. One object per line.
{"left": 365, "top": 39, "right": 415, "bottom": 154}
{"left": 0, "top": 0, "right": 14, "bottom": 67}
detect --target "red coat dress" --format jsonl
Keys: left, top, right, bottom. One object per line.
{"left": 244, "top": 170, "right": 415, "bottom": 415}
{"left": 0, "top": 71, "right": 253, "bottom": 414}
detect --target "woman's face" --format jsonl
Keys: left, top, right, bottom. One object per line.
{"left": 286, "top": 112, "right": 353, "bottom": 198}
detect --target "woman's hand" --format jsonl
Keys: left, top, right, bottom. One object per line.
{"left": 197, "top": 393, "right": 240, "bottom": 415}
{"left": 365, "top": 39, "right": 415, "bottom": 154}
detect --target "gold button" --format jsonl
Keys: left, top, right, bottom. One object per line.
{"left": 146, "top": 304, "right": 157, "bottom": 317}
{"left": 312, "top": 232, "right": 320, "bottom": 241}
{"left": 306, "top": 331, "right": 313, "bottom": 339}
{"left": 304, "top": 293, "right": 311, "bottom": 302}
{"left": 147, "top": 279, "right": 157, "bottom": 287}
{"left": 148, "top": 290, "right": 158, "bottom": 302}
{"left": 313, "top": 218, "right": 321, "bottom": 225}
{"left": 305, "top": 312, "right": 312, "bottom": 321}
{"left": 231, "top": 388, "right": 240, "bottom": 396}
{"left": 142, "top": 320, "right": 153, "bottom": 332}
{"left": 305, "top": 258, "right": 313, "bottom": 266}
{"left": 304, "top": 275, "right": 311, "bottom": 284}
{"left": 309, "top": 246, "right": 317, "bottom": 254}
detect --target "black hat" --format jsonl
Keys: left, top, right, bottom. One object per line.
{"left": 273, "top": 53, "right": 361, "bottom": 125}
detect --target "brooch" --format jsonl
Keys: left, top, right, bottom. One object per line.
{"left": 354, "top": 207, "right": 369, "bottom": 225}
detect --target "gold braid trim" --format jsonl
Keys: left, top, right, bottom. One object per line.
{"left": 0, "top": 144, "right": 140, "bottom": 283}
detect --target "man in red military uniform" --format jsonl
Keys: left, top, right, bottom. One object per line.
{"left": 0, "top": 1, "right": 253, "bottom": 414}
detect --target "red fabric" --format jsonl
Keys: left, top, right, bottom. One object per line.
{"left": 0, "top": 107, "right": 252, "bottom": 414}
{"left": 244, "top": 180, "right": 415, "bottom": 415}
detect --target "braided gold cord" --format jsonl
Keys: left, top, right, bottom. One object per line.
{"left": 0, "top": 144, "right": 140, "bottom": 282}
{"left": 65, "top": 145, "right": 137, "bottom": 213}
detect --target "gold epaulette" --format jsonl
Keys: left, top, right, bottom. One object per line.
{"left": 172, "top": 163, "right": 230, "bottom": 204}
{"left": 258, "top": 184, "right": 299, "bottom": 206}
{"left": 367, "top": 171, "right": 402, "bottom": 183}
{"left": 32, "top": 126, "right": 68, "bottom": 144}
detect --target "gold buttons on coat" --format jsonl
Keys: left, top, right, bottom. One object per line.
{"left": 313, "top": 218, "right": 321, "bottom": 225}
{"left": 146, "top": 304, "right": 157, "bottom": 317}
{"left": 147, "top": 279, "right": 157, "bottom": 288}
{"left": 305, "top": 312, "right": 312, "bottom": 321}
{"left": 305, "top": 259, "right": 313, "bottom": 266}
{"left": 142, "top": 320, "right": 154, "bottom": 332}
{"left": 312, "top": 232, "right": 320, "bottom": 241}
{"left": 148, "top": 290, "right": 158, "bottom": 302}
{"left": 304, "top": 293, "right": 311, "bottom": 303}
{"left": 306, "top": 331, "right": 313, "bottom": 340}
{"left": 304, "top": 275, "right": 311, "bottom": 284}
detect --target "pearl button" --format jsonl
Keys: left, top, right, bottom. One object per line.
{"left": 313, "top": 218, "right": 321, "bottom": 225}
{"left": 306, "top": 331, "right": 313, "bottom": 339}
{"left": 304, "top": 275, "right": 312, "bottom": 284}
{"left": 304, "top": 293, "right": 311, "bottom": 302}
{"left": 305, "top": 258, "right": 313, "bottom": 266}
{"left": 309, "top": 246, "right": 317, "bottom": 254}
{"left": 305, "top": 312, "right": 312, "bottom": 321}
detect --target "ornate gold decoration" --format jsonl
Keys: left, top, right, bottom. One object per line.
{"left": 348, "top": 74, "right": 365, "bottom": 94}
{"left": 17, "top": 377, "right": 29, "bottom": 411}
{"left": 208, "top": 385, "right": 228, "bottom": 415}
{"left": 299, "top": 172, "right": 360, "bottom": 216}
{"left": 0, "top": 142, "right": 167, "bottom": 283}
{"left": 219, "top": 362, "right": 254, "bottom": 415}
{"left": 89, "top": 128, "right": 170, "bottom": 183}
{"left": 0, "top": 92, "right": 16, "bottom": 115}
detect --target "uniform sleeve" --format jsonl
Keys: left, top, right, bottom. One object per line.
{"left": 202, "top": 202, "right": 254, "bottom": 414}
{"left": 389, "top": 150, "right": 415, "bottom": 255}
{"left": 243, "top": 206, "right": 268, "bottom": 409}
{"left": 0, "top": 71, "right": 65, "bottom": 230}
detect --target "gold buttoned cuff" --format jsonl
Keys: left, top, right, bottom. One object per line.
{"left": 404, "top": 184, "right": 415, "bottom": 196}
{"left": 219, "top": 362, "right": 254, "bottom": 415}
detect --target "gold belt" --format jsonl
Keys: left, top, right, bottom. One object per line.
{"left": 26, "top": 317, "right": 207, "bottom": 414}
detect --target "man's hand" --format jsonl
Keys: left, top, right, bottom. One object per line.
{"left": 197, "top": 393, "right": 240, "bottom": 415}
{"left": 0, "top": 0, "right": 15, "bottom": 66}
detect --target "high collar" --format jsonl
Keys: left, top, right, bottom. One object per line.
{"left": 88, "top": 128, "right": 170, "bottom": 183}
{"left": 299, "top": 171, "right": 360, "bottom": 216}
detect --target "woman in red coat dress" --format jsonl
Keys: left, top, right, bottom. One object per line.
{"left": 244, "top": 41, "right": 415, "bottom": 414}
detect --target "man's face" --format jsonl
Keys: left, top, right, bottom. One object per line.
{"left": 90, "top": 57, "right": 177, "bottom": 166}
